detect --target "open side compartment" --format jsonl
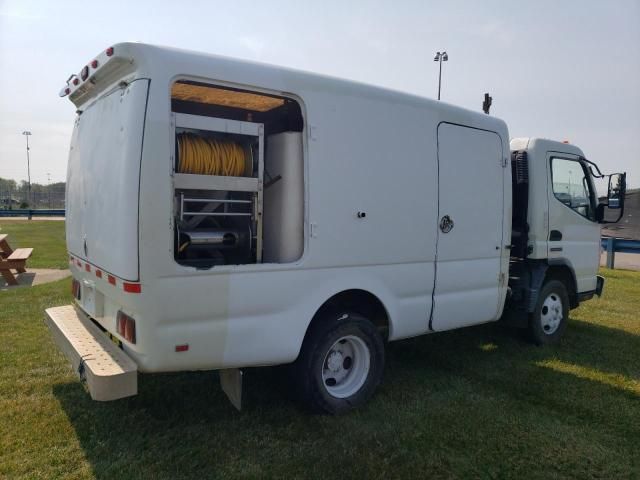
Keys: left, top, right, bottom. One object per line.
{"left": 171, "top": 80, "right": 304, "bottom": 268}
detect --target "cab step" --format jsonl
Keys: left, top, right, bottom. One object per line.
{"left": 45, "top": 304, "right": 137, "bottom": 401}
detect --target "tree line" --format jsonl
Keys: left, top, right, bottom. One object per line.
{"left": 0, "top": 177, "right": 66, "bottom": 209}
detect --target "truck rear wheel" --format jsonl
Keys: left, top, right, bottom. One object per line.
{"left": 294, "top": 312, "right": 384, "bottom": 414}
{"left": 528, "top": 279, "right": 569, "bottom": 345}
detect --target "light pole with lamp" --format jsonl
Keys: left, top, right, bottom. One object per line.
{"left": 22, "top": 131, "right": 32, "bottom": 219}
{"left": 433, "top": 51, "right": 448, "bottom": 100}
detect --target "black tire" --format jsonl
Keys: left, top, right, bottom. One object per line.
{"left": 528, "top": 279, "right": 569, "bottom": 345}
{"left": 293, "top": 311, "right": 385, "bottom": 414}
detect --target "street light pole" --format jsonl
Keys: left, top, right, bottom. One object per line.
{"left": 22, "top": 131, "right": 32, "bottom": 219}
{"left": 433, "top": 51, "right": 449, "bottom": 100}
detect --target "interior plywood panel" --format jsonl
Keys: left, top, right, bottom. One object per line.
{"left": 172, "top": 82, "right": 284, "bottom": 112}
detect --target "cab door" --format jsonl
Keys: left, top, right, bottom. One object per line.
{"left": 431, "top": 123, "right": 508, "bottom": 331}
{"left": 547, "top": 154, "right": 601, "bottom": 292}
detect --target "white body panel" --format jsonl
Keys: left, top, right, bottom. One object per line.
{"left": 66, "top": 79, "right": 149, "bottom": 281}
{"left": 65, "top": 43, "right": 511, "bottom": 373}
{"left": 432, "top": 124, "right": 509, "bottom": 330}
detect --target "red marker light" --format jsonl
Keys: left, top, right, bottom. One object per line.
{"left": 108, "top": 274, "right": 116, "bottom": 285}
{"left": 106, "top": 46, "right": 114, "bottom": 57}
{"left": 85, "top": 263, "right": 91, "bottom": 272}
{"left": 91, "top": 59, "right": 99, "bottom": 69}
{"left": 72, "top": 78, "right": 79, "bottom": 86}
{"left": 175, "top": 344, "right": 189, "bottom": 352}
{"left": 123, "top": 282, "right": 141, "bottom": 293}
{"left": 95, "top": 269, "right": 102, "bottom": 278}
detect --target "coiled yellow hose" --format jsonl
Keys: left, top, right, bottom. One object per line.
{"left": 177, "top": 133, "right": 251, "bottom": 176}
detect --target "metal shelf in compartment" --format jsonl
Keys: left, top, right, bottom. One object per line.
{"left": 179, "top": 194, "right": 254, "bottom": 220}
{"left": 173, "top": 173, "right": 260, "bottom": 192}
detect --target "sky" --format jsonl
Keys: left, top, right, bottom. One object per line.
{"left": 0, "top": 0, "right": 639, "bottom": 186}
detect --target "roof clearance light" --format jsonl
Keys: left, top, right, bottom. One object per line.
{"left": 106, "top": 46, "right": 114, "bottom": 57}
{"left": 80, "top": 65, "right": 89, "bottom": 81}
{"left": 91, "top": 59, "right": 99, "bottom": 69}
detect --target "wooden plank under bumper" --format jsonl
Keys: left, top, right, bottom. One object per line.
{"left": 45, "top": 304, "right": 137, "bottom": 401}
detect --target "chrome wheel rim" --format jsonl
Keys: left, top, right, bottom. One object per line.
{"left": 541, "top": 292, "right": 563, "bottom": 334}
{"left": 321, "top": 335, "right": 371, "bottom": 398}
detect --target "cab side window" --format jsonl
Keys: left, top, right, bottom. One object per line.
{"left": 551, "top": 158, "right": 594, "bottom": 221}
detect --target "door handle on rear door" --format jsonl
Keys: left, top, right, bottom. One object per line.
{"left": 439, "top": 215, "right": 454, "bottom": 233}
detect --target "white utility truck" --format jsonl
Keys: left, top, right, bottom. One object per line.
{"left": 46, "top": 43, "right": 627, "bottom": 413}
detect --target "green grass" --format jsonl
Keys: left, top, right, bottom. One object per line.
{"left": 0, "top": 220, "right": 67, "bottom": 269}
{"left": 1, "top": 268, "right": 638, "bottom": 479}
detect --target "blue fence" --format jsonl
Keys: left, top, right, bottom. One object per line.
{"left": 601, "top": 237, "right": 640, "bottom": 269}
{"left": 0, "top": 209, "right": 65, "bottom": 218}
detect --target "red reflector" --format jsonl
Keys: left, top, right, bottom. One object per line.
{"left": 175, "top": 344, "right": 189, "bottom": 352}
{"left": 72, "top": 78, "right": 79, "bottom": 86}
{"left": 91, "top": 59, "right": 99, "bottom": 69}
{"left": 106, "top": 46, "right": 114, "bottom": 56}
{"left": 116, "top": 311, "right": 136, "bottom": 344}
{"left": 123, "top": 282, "right": 141, "bottom": 293}
{"left": 108, "top": 274, "right": 116, "bottom": 285}
{"left": 95, "top": 269, "right": 102, "bottom": 278}
{"left": 80, "top": 65, "right": 89, "bottom": 81}
{"left": 85, "top": 263, "right": 91, "bottom": 272}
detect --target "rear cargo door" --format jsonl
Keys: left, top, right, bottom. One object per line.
{"left": 431, "top": 123, "right": 505, "bottom": 331}
{"left": 66, "top": 79, "right": 149, "bottom": 281}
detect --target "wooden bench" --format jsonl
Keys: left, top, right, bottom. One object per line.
{"left": 0, "top": 238, "right": 34, "bottom": 286}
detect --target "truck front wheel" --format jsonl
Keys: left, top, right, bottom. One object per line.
{"left": 294, "top": 312, "right": 384, "bottom": 414}
{"left": 528, "top": 279, "right": 569, "bottom": 345}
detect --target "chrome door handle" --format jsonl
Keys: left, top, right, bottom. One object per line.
{"left": 439, "top": 215, "right": 454, "bottom": 233}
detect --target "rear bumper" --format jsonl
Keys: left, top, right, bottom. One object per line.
{"left": 45, "top": 304, "right": 137, "bottom": 401}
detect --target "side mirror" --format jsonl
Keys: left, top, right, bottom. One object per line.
{"left": 607, "top": 173, "right": 625, "bottom": 209}
{"left": 598, "top": 172, "right": 626, "bottom": 224}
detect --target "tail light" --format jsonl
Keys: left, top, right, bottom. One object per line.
{"left": 116, "top": 311, "right": 136, "bottom": 344}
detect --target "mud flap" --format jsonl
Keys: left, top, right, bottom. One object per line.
{"left": 219, "top": 368, "right": 243, "bottom": 411}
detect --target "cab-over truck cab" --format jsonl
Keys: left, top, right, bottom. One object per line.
{"left": 505, "top": 138, "right": 626, "bottom": 344}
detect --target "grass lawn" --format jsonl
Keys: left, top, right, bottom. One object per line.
{"left": 0, "top": 221, "right": 638, "bottom": 478}
{"left": 0, "top": 220, "right": 67, "bottom": 269}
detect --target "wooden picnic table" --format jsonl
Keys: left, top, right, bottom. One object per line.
{"left": 0, "top": 234, "right": 34, "bottom": 286}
